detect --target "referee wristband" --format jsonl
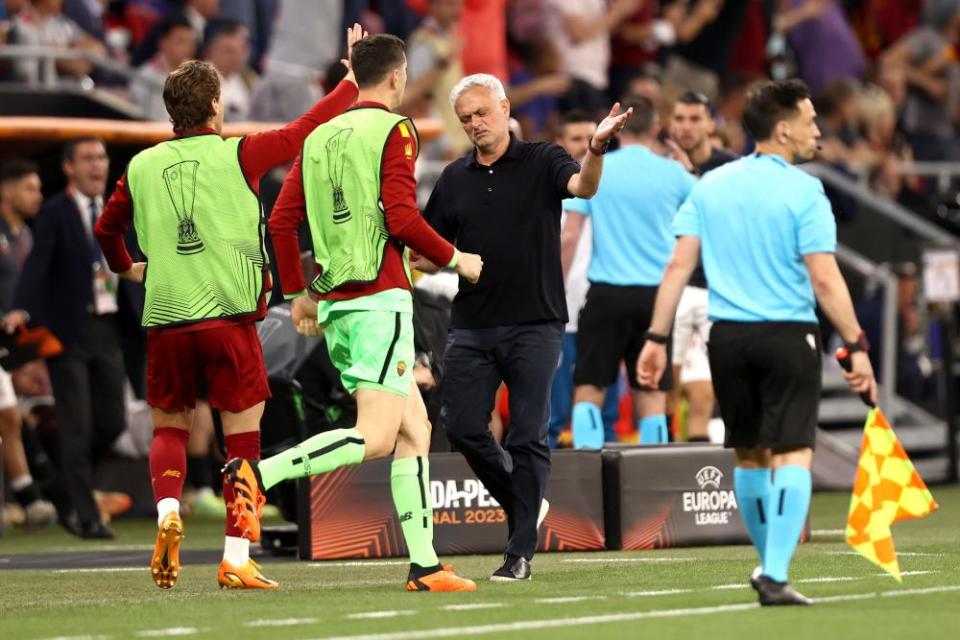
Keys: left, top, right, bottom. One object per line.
{"left": 644, "top": 330, "right": 669, "bottom": 345}
{"left": 843, "top": 331, "right": 869, "bottom": 354}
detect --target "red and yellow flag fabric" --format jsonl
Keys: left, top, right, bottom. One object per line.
{"left": 846, "top": 408, "right": 939, "bottom": 581}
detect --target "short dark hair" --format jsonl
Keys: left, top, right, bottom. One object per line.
{"left": 163, "top": 60, "right": 220, "bottom": 132}
{"left": 816, "top": 78, "right": 860, "bottom": 118}
{"left": 351, "top": 34, "right": 406, "bottom": 89}
{"left": 204, "top": 18, "right": 247, "bottom": 47}
{"left": 558, "top": 109, "right": 593, "bottom": 134}
{"left": 0, "top": 158, "right": 38, "bottom": 185}
{"left": 156, "top": 15, "right": 194, "bottom": 42}
{"left": 676, "top": 90, "right": 711, "bottom": 108}
{"left": 743, "top": 79, "right": 811, "bottom": 142}
{"left": 621, "top": 96, "right": 657, "bottom": 136}
{"left": 62, "top": 136, "right": 105, "bottom": 163}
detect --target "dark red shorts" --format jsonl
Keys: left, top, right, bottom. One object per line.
{"left": 147, "top": 323, "right": 270, "bottom": 413}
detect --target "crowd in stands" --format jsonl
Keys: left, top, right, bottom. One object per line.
{"left": 1, "top": 0, "right": 957, "bottom": 532}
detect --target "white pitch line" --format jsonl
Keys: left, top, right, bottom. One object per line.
{"left": 39, "top": 636, "right": 110, "bottom": 640}
{"left": 307, "top": 585, "right": 960, "bottom": 640}
{"left": 346, "top": 611, "right": 416, "bottom": 620}
{"left": 244, "top": 618, "right": 320, "bottom": 628}
{"left": 896, "top": 571, "right": 936, "bottom": 577}
{"left": 811, "top": 529, "right": 845, "bottom": 535}
{"left": 442, "top": 603, "right": 506, "bottom": 611}
{"left": 622, "top": 589, "right": 692, "bottom": 597}
{"left": 561, "top": 558, "right": 696, "bottom": 564}
{"left": 826, "top": 551, "right": 945, "bottom": 558}
{"left": 534, "top": 596, "right": 607, "bottom": 604}
{"left": 309, "top": 561, "right": 408, "bottom": 568}
{"left": 135, "top": 629, "right": 199, "bottom": 637}
{"left": 53, "top": 567, "right": 145, "bottom": 574}
{"left": 796, "top": 577, "right": 859, "bottom": 584}
{"left": 712, "top": 584, "right": 749, "bottom": 590}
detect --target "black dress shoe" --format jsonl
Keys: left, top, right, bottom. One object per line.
{"left": 79, "top": 521, "right": 115, "bottom": 540}
{"left": 490, "top": 554, "right": 531, "bottom": 582}
{"left": 756, "top": 575, "right": 813, "bottom": 606}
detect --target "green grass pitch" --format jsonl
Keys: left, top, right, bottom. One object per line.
{"left": 1, "top": 488, "right": 958, "bottom": 640}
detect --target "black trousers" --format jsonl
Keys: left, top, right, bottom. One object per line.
{"left": 441, "top": 321, "right": 563, "bottom": 560}
{"left": 46, "top": 314, "right": 127, "bottom": 524}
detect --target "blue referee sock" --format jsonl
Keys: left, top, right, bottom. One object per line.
{"left": 638, "top": 415, "right": 668, "bottom": 444}
{"left": 733, "top": 467, "right": 772, "bottom": 564}
{"left": 763, "top": 466, "right": 812, "bottom": 583}
{"left": 572, "top": 402, "right": 604, "bottom": 449}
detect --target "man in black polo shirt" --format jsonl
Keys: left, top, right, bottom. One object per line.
{"left": 418, "top": 73, "right": 631, "bottom": 581}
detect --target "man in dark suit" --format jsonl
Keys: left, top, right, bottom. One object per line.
{"left": 3, "top": 137, "right": 129, "bottom": 539}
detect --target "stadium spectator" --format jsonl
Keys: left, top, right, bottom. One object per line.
{"left": 242, "top": 32, "right": 480, "bottom": 592}
{"left": 409, "top": 0, "right": 509, "bottom": 82}
{"left": 203, "top": 19, "right": 256, "bottom": 121}
{"left": 665, "top": 91, "right": 737, "bottom": 443}
{"left": 778, "top": 0, "right": 866, "bottom": 96}
{"left": 94, "top": 31, "right": 362, "bottom": 586}
{"left": 506, "top": 39, "right": 571, "bottom": 142}
{"left": 881, "top": 0, "right": 960, "bottom": 161}
{"left": 4, "top": 137, "right": 126, "bottom": 540}
{"left": 130, "top": 15, "right": 196, "bottom": 121}
{"left": 402, "top": 0, "right": 470, "bottom": 158}
{"left": 179, "top": 0, "right": 219, "bottom": 43}
{"left": 216, "top": 0, "right": 276, "bottom": 70}
{"left": 664, "top": 0, "right": 744, "bottom": 100}
{"left": 638, "top": 79, "right": 877, "bottom": 605}
{"left": 544, "top": 0, "right": 638, "bottom": 118}
{"left": 249, "top": 0, "right": 342, "bottom": 123}
{"left": 564, "top": 96, "right": 694, "bottom": 447}
{"left": 10, "top": 0, "right": 107, "bottom": 85}
{"left": 419, "top": 73, "right": 630, "bottom": 580}
{"left": 553, "top": 110, "right": 620, "bottom": 448}
{"left": 0, "top": 159, "right": 57, "bottom": 529}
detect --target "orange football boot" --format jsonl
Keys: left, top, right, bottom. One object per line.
{"left": 151, "top": 512, "right": 184, "bottom": 589}
{"left": 217, "top": 559, "right": 279, "bottom": 590}
{"left": 406, "top": 565, "right": 477, "bottom": 592}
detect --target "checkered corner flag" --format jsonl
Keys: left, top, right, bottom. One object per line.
{"left": 836, "top": 348, "right": 939, "bottom": 581}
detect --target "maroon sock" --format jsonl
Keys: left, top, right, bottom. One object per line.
{"left": 149, "top": 427, "right": 190, "bottom": 503}
{"left": 223, "top": 431, "right": 261, "bottom": 537}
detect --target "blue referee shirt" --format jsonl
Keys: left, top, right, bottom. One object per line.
{"left": 673, "top": 153, "right": 836, "bottom": 323}
{"left": 566, "top": 145, "right": 695, "bottom": 286}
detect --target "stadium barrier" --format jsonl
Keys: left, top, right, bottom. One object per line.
{"left": 299, "top": 446, "right": 810, "bottom": 560}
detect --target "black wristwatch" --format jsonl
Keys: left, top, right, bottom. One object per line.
{"left": 588, "top": 135, "right": 609, "bottom": 156}
{"left": 644, "top": 330, "right": 669, "bottom": 345}
{"left": 844, "top": 332, "right": 870, "bottom": 354}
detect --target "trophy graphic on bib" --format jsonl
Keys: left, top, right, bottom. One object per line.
{"left": 326, "top": 128, "right": 354, "bottom": 224}
{"left": 163, "top": 160, "right": 205, "bottom": 255}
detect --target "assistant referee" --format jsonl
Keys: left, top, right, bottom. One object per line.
{"left": 637, "top": 79, "right": 876, "bottom": 606}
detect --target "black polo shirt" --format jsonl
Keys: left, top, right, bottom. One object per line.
{"left": 423, "top": 134, "right": 581, "bottom": 329}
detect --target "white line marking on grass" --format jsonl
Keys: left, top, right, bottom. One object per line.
{"left": 811, "top": 529, "right": 845, "bottom": 535}
{"left": 896, "top": 571, "right": 936, "bottom": 576}
{"left": 53, "top": 567, "right": 145, "bottom": 574}
{"left": 534, "top": 596, "right": 607, "bottom": 604}
{"left": 309, "top": 561, "right": 408, "bottom": 567}
{"left": 561, "top": 558, "right": 696, "bottom": 564}
{"left": 135, "top": 629, "right": 199, "bottom": 637}
{"left": 712, "top": 584, "right": 749, "bottom": 590}
{"left": 244, "top": 618, "right": 320, "bottom": 627}
{"left": 442, "top": 604, "right": 506, "bottom": 611}
{"left": 346, "top": 611, "right": 416, "bottom": 620}
{"left": 826, "top": 551, "right": 945, "bottom": 557}
{"left": 307, "top": 585, "right": 960, "bottom": 640}
{"left": 39, "top": 636, "right": 110, "bottom": 640}
{"left": 622, "top": 589, "right": 692, "bottom": 597}
{"left": 796, "top": 577, "right": 858, "bottom": 584}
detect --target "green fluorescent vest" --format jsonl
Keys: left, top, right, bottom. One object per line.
{"left": 302, "top": 107, "right": 416, "bottom": 295}
{"left": 127, "top": 134, "right": 266, "bottom": 328}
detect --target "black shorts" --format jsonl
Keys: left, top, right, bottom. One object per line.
{"left": 573, "top": 283, "right": 672, "bottom": 391}
{"left": 708, "top": 321, "right": 821, "bottom": 451}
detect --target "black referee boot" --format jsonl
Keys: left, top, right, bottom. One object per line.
{"left": 490, "top": 554, "right": 531, "bottom": 582}
{"left": 756, "top": 575, "right": 813, "bottom": 606}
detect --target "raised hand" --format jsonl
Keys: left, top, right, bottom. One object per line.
{"left": 341, "top": 23, "right": 369, "bottom": 87}
{"left": 595, "top": 102, "right": 634, "bottom": 146}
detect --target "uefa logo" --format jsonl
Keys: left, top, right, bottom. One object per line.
{"left": 695, "top": 466, "right": 724, "bottom": 490}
